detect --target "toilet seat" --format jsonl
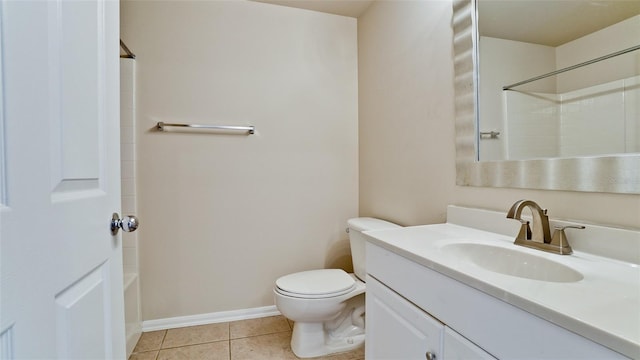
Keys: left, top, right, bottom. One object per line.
{"left": 275, "top": 269, "right": 356, "bottom": 299}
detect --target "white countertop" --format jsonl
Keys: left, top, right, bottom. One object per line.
{"left": 363, "top": 207, "right": 640, "bottom": 359}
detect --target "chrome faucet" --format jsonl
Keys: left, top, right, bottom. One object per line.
{"left": 506, "top": 200, "right": 583, "bottom": 255}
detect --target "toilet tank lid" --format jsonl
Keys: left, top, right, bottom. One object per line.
{"left": 347, "top": 217, "right": 400, "bottom": 232}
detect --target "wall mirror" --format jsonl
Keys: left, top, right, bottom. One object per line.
{"left": 452, "top": 0, "right": 640, "bottom": 194}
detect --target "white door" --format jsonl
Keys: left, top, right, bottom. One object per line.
{"left": 0, "top": 0, "right": 126, "bottom": 358}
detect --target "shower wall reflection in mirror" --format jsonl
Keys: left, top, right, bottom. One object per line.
{"left": 478, "top": 1, "right": 640, "bottom": 162}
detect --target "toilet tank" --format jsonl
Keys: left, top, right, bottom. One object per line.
{"left": 347, "top": 217, "right": 400, "bottom": 281}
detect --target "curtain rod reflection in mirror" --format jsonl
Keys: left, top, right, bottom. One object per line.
{"left": 503, "top": 44, "right": 640, "bottom": 90}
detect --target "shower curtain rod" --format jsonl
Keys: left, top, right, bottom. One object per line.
{"left": 120, "top": 39, "right": 136, "bottom": 59}
{"left": 503, "top": 44, "right": 640, "bottom": 90}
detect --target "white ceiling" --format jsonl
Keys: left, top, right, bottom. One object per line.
{"left": 252, "top": 0, "right": 375, "bottom": 18}
{"left": 479, "top": 0, "right": 640, "bottom": 47}
{"left": 252, "top": 0, "right": 639, "bottom": 47}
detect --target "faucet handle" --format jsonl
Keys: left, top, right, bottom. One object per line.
{"left": 550, "top": 225, "right": 585, "bottom": 255}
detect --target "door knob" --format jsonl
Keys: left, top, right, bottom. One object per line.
{"left": 111, "top": 213, "right": 139, "bottom": 235}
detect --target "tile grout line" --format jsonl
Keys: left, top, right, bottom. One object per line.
{"left": 152, "top": 339, "right": 230, "bottom": 351}
{"left": 156, "top": 329, "right": 167, "bottom": 359}
{"left": 230, "top": 329, "right": 293, "bottom": 341}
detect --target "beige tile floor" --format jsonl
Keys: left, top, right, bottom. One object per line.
{"left": 129, "top": 315, "right": 364, "bottom": 360}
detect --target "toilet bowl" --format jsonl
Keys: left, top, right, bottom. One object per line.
{"left": 273, "top": 218, "right": 400, "bottom": 358}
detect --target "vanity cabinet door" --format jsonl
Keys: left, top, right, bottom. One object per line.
{"left": 366, "top": 275, "right": 443, "bottom": 360}
{"left": 443, "top": 327, "right": 496, "bottom": 360}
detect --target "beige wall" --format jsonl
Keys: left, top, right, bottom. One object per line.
{"left": 358, "top": 0, "right": 457, "bottom": 226}
{"left": 121, "top": 0, "right": 358, "bottom": 321}
{"left": 557, "top": 15, "right": 640, "bottom": 93}
{"left": 358, "top": 0, "right": 640, "bottom": 229}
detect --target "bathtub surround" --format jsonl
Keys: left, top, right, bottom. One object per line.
{"left": 502, "top": 75, "right": 639, "bottom": 159}
{"left": 480, "top": 15, "right": 640, "bottom": 161}
{"left": 120, "top": 1, "right": 358, "bottom": 321}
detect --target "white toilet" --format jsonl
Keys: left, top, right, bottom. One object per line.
{"left": 273, "top": 217, "right": 400, "bottom": 358}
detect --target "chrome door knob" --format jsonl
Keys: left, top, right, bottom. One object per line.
{"left": 111, "top": 213, "right": 139, "bottom": 235}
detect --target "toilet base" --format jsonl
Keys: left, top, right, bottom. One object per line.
{"left": 290, "top": 322, "right": 365, "bottom": 358}
{"left": 289, "top": 296, "right": 365, "bottom": 358}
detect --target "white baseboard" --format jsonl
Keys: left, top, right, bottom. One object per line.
{"left": 142, "top": 305, "right": 282, "bottom": 332}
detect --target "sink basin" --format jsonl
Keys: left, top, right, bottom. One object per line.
{"left": 441, "top": 243, "right": 584, "bottom": 283}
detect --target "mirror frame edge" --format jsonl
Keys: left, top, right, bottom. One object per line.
{"left": 452, "top": 0, "right": 640, "bottom": 194}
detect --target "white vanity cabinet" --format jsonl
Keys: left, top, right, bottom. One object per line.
{"left": 365, "top": 242, "right": 629, "bottom": 359}
{"left": 367, "top": 274, "right": 495, "bottom": 359}
{"left": 366, "top": 274, "right": 442, "bottom": 359}
{"left": 442, "top": 328, "right": 496, "bottom": 359}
